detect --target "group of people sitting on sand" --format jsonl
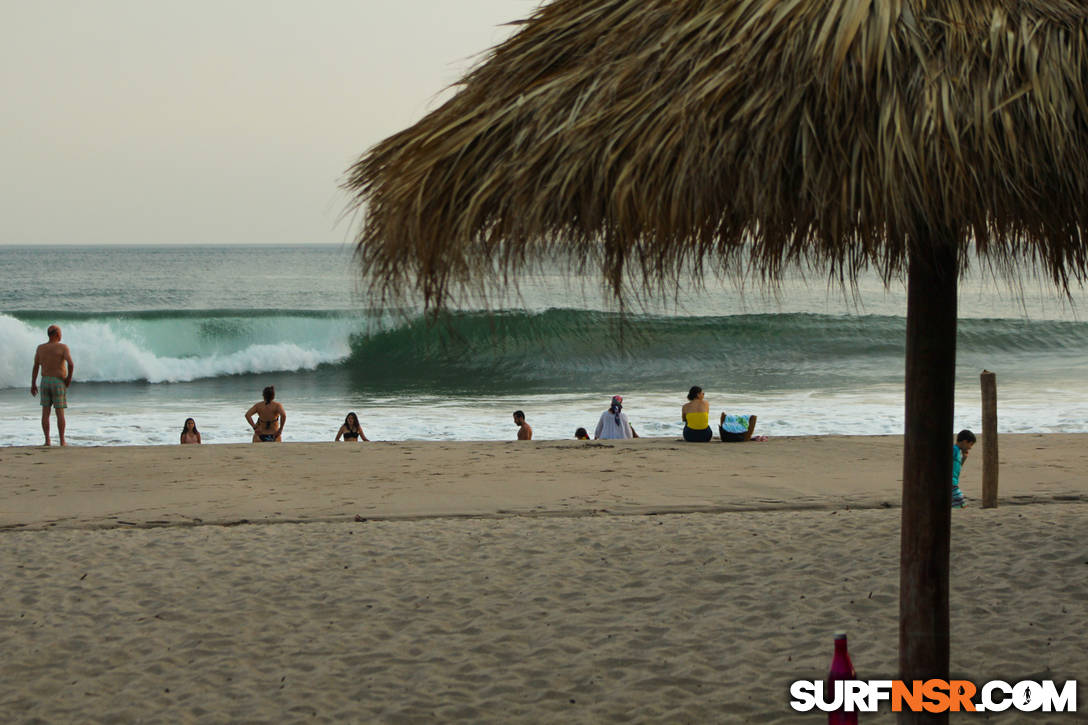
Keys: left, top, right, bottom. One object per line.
{"left": 177, "top": 384, "right": 974, "bottom": 510}
{"left": 516, "top": 395, "right": 641, "bottom": 442}
{"left": 680, "top": 386, "right": 764, "bottom": 442}
{"left": 516, "top": 389, "right": 764, "bottom": 443}
{"left": 180, "top": 386, "right": 764, "bottom": 445}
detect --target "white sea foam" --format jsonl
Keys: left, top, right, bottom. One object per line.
{"left": 2, "top": 383, "right": 1086, "bottom": 447}
{"left": 0, "top": 314, "right": 354, "bottom": 388}
{"left": 0, "top": 315, "right": 45, "bottom": 389}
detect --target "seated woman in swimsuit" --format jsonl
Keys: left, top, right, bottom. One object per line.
{"left": 245, "top": 385, "right": 286, "bottom": 442}
{"left": 180, "top": 417, "right": 202, "bottom": 444}
{"left": 335, "top": 411, "right": 369, "bottom": 442}
{"left": 681, "top": 385, "right": 714, "bottom": 442}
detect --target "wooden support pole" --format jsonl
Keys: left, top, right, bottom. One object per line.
{"left": 899, "top": 240, "right": 956, "bottom": 723}
{"left": 980, "top": 370, "right": 998, "bottom": 508}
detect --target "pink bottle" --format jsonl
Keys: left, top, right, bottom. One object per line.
{"left": 827, "top": 632, "right": 858, "bottom": 724}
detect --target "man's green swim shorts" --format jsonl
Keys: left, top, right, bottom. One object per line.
{"left": 39, "top": 376, "right": 67, "bottom": 409}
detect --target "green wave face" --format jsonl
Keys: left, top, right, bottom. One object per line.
{"left": 342, "top": 310, "right": 1088, "bottom": 393}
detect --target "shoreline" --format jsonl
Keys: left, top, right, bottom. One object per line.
{"left": 3, "top": 433, "right": 1085, "bottom": 532}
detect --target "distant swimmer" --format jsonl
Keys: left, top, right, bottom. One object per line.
{"left": 180, "top": 418, "right": 202, "bottom": 444}
{"left": 513, "top": 410, "right": 532, "bottom": 440}
{"left": 336, "top": 412, "right": 369, "bottom": 442}
{"left": 30, "top": 324, "right": 74, "bottom": 446}
{"left": 594, "top": 395, "right": 638, "bottom": 440}
{"left": 245, "top": 385, "right": 286, "bottom": 442}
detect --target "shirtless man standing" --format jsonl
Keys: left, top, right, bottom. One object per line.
{"left": 31, "top": 325, "right": 75, "bottom": 446}
{"left": 513, "top": 410, "right": 532, "bottom": 440}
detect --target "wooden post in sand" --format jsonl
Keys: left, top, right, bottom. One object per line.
{"left": 980, "top": 370, "right": 998, "bottom": 508}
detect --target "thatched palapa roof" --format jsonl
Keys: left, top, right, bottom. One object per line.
{"left": 346, "top": 0, "right": 1088, "bottom": 309}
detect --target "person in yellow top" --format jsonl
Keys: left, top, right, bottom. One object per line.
{"left": 681, "top": 385, "right": 713, "bottom": 442}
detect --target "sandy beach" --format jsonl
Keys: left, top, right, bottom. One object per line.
{"left": 1, "top": 435, "right": 1085, "bottom": 723}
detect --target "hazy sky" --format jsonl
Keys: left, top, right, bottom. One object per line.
{"left": 1, "top": 1, "right": 539, "bottom": 245}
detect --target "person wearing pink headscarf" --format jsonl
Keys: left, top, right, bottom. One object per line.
{"left": 594, "top": 395, "right": 639, "bottom": 440}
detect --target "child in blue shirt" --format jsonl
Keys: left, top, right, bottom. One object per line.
{"left": 952, "top": 429, "right": 976, "bottom": 508}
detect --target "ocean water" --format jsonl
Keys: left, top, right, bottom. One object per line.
{"left": 2, "top": 244, "right": 1087, "bottom": 446}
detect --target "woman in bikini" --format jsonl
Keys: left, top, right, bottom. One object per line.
{"left": 180, "top": 417, "right": 202, "bottom": 444}
{"left": 245, "top": 385, "right": 286, "bottom": 442}
{"left": 335, "top": 411, "right": 369, "bottom": 442}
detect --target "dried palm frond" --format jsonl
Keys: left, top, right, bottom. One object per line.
{"left": 345, "top": 0, "right": 1088, "bottom": 310}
